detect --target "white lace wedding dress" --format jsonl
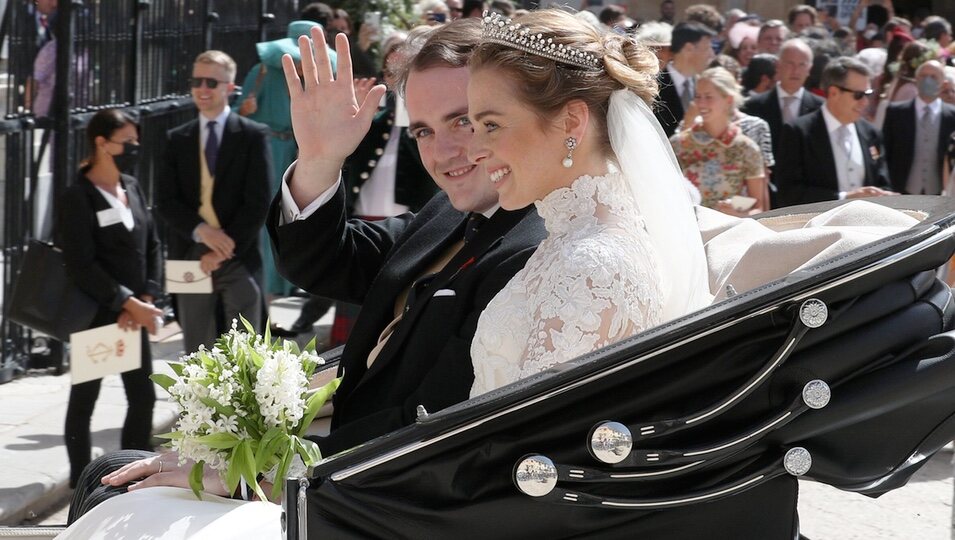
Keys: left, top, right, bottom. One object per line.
{"left": 470, "top": 171, "right": 664, "bottom": 397}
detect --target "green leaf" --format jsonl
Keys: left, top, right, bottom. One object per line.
{"left": 297, "top": 377, "right": 341, "bottom": 437}
{"left": 149, "top": 373, "right": 176, "bottom": 392}
{"left": 153, "top": 431, "right": 184, "bottom": 440}
{"left": 270, "top": 444, "right": 294, "bottom": 501}
{"left": 239, "top": 314, "right": 255, "bottom": 334}
{"left": 286, "top": 339, "right": 300, "bottom": 356}
{"left": 294, "top": 435, "right": 322, "bottom": 466}
{"left": 189, "top": 461, "right": 205, "bottom": 500}
{"left": 168, "top": 362, "right": 185, "bottom": 377}
{"left": 195, "top": 431, "right": 241, "bottom": 449}
{"left": 254, "top": 427, "right": 284, "bottom": 471}
{"left": 198, "top": 396, "right": 237, "bottom": 419}
{"left": 236, "top": 440, "right": 268, "bottom": 501}
{"left": 304, "top": 336, "right": 317, "bottom": 354}
{"left": 264, "top": 317, "right": 272, "bottom": 346}
{"left": 224, "top": 450, "right": 242, "bottom": 496}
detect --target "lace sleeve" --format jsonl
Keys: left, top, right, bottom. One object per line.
{"left": 518, "top": 235, "right": 664, "bottom": 379}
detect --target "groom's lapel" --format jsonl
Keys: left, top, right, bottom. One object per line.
{"left": 357, "top": 206, "right": 531, "bottom": 385}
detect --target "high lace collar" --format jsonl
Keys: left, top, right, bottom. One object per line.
{"left": 534, "top": 172, "right": 633, "bottom": 235}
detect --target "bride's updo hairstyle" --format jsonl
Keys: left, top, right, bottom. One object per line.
{"left": 471, "top": 9, "right": 660, "bottom": 156}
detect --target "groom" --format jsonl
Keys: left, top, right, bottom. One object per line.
{"left": 73, "top": 18, "right": 545, "bottom": 507}
{"left": 270, "top": 19, "right": 545, "bottom": 456}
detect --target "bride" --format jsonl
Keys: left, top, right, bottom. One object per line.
{"left": 467, "top": 9, "right": 709, "bottom": 395}
{"left": 59, "top": 10, "right": 709, "bottom": 538}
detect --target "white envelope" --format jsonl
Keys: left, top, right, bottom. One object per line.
{"left": 69, "top": 324, "right": 142, "bottom": 385}
{"left": 165, "top": 260, "right": 213, "bottom": 294}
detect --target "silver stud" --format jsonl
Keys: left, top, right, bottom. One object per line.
{"left": 415, "top": 404, "right": 429, "bottom": 420}
{"left": 801, "top": 380, "right": 831, "bottom": 409}
{"left": 589, "top": 421, "right": 632, "bottom": 464}
{"left": 352, "top": 186, "right": 360, "bottom": 193}
{"left": 368, "top": 160, "right": 377, "bottom": 167}
{"left": 799, "top": 299, "right": 828, "bottom": 328}
{"left": 359, "top": 172, "right": 369, "bottom": 180}
{"left": 382, "top": 133, "right": 390, "bottom": 140}
{"left": 375, "top": 148, "right": 384, "bottom": 156}
{"left": 514, "top": 455, "right": 558, "bottom": 497}
{"left": 783, "top": 447, "right": 812, "bottom": 476}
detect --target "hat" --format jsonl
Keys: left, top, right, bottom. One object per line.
{"left": 727, "top": 22, "right": 760, "bottom": 49}
{"left": 256, "top": 20, "right": 323, "bottom": 68}
{"left": 634, "top": 21, "right": 673, "bottom": 47}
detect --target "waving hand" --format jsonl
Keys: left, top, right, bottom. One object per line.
{"left": 282, "top": 30, "right": 387, "bottom": 205}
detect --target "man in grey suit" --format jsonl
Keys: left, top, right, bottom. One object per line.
{"left": 882, "top": 60, "right": 955, "bottom": 195}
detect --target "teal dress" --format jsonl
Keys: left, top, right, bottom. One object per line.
{"left": 235, "top": 50, "right": 337, "bottom": 297}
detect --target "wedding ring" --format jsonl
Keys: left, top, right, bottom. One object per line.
{"left": 158, "top": 459, "right": 164, "bottom": 474}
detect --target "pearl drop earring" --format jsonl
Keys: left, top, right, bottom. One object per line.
{"left": 562, "top": 137, "right": 577, "bottom": 168}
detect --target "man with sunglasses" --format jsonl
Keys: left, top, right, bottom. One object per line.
{"left": 776, "top": 56, "right": 894, "bottom": 207}
{"left": 155, "top": 50, "right": 272, "bottom": 353}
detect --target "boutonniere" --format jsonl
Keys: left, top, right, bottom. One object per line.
{"left": 869, "top": 145, "right": 881, "bottom": 161}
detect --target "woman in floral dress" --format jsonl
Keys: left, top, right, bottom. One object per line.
{"left": 670, "top": 67, "right": 767, "bottom": 215}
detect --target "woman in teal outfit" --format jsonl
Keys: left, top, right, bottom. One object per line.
{"left": 235, "top": 20, "right": 337, "bottom": 297}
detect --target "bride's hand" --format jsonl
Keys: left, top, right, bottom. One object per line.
{"left": 283, "top": 30, "right": 386, "bottom": 203}
{"left": 101, "top": 452, "right": 230, "bottom": 497}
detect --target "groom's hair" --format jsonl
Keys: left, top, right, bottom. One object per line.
{"left": 395, "top": 18, "right": 482, "bottom": 96}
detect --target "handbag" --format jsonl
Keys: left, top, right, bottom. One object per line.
{"left": 7, "top": 240, "right": 98, "bottom": 342}
{"left": 238, "top": 64, "right": 267, "bottom": 117}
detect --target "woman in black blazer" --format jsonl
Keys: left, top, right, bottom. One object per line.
{"left": 56, "top": 109, "right": 164, "bottom": 487}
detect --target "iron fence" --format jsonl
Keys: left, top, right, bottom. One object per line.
{"left": 0, "top": 0, "right": 301, "bottom": 380}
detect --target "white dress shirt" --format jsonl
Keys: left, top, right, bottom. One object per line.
{"left": 199, "top": 107, "right": 230, "bottom": 153}
{"left": 776, "top": 84, "right": 805, "bottom": 122}
{"left": 667, "top": 63, "right": 693, "bottom": 104}
{"left": 821, "top": 105, "right": 865, "bottom": 198}
{"left": 94, "top": 185, "right": 134, "bottom": 231}
{"left": 354, "top": 125, "right": 409, "bottom": 217}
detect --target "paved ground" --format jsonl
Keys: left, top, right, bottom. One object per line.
{"left": 0, "top": 297, "right": 952, "bottom": 538}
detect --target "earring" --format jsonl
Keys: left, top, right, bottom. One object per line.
{"left": 562, "top": 137, "right": 577, "bottom": 168}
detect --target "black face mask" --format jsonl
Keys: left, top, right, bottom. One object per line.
{"left": 112, "top": 142, "right": 140, "bottom": 173}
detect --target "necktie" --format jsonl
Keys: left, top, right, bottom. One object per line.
{"left": 205, "top": 121, "right": 219, "bottom": 175}
{"left": 782, "top": 96, "right": 798, "bottom": 123}
{"left": 837, "top": 124, "right": 852, "bottom": 157}
{"left": 464, "top": 213, "right": 486, "bottom": 244}
{"left": 681, "top": 78, "right": 693, "bottom": 111}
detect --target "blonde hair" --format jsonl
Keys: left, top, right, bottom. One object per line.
{"left": 470, "top": 9, "right": 659, "bottom": 157}
{"left": 194, "top": 50, "right": 237, "bottom": 82}
{"left": 698, "top": 66, "right": 743, "bottom": 109}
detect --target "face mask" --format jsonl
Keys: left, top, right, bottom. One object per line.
{"left": 112, "top": 142, "right": 140, "bottom": 173}
{"left": 919, "top": 77, "right": 941, "bottom": 99}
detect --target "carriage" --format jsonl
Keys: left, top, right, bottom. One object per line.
{"left": 6, "top": 196, "right": 955, "bottom": 539}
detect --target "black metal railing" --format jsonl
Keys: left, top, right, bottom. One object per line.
{"left": 0, "top": 0, "right": 301, "bottom": 380}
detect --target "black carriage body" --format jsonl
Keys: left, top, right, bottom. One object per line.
{"left": 292, "top": 196, "right": 955, "bottom": 540}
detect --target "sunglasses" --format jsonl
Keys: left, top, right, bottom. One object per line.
{"left": 188, "top": 77, "right": 228, "bottom": 89}
{"left": 834, "top": 85, "right": 874, "bottom": 100}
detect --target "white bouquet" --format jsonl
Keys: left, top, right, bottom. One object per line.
{"left": 151, "top": 317, "right": 339, "bottom": 500}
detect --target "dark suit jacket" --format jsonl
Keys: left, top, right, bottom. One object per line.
{"left": 655, "top": 69, "right": 684, "bottom": 138}
{"left": 741, "top": 86, "right": 825, "bottom": 160}
{"left": 882, "top": 98, "right": 955, "bottom": 193}
{"left": 268, "top": 184, "right": 546, "bottom": 455}
{"left": 56, "top": 173, "right": 162, "bottom": 319}
{"left": 343, "top": 99, "right": 437, "bottom": 214}
{"left": 775, "top": 109, "right": 891, "bottom": 207}
{"left": 156, "top": 112, "right": 272, "bottom": 273}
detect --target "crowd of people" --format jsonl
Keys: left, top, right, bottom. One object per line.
{"left": 44, "top": 1, "right": 955, "bottom": 537}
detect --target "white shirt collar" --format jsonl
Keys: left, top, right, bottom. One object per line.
{"left": 776, "top": 83, "right": 805, "bottom": 101}
{"left": 478, "top": 203, "right": 501, "bottom": 219}
{"left": 199, "top": 107, "right": 231, "bottom": 132}
{"left": 915, "top": 96, "right": 941, "bottom": 117}
{"left": 667, "top": 63, "right": 689, "bottom": 90}
{"left": 821, "top": 104, "right": 856, "bottom": 136}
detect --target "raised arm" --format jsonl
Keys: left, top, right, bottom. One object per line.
{"left": 282, "top": 30, "right": 386, "bottom": 208}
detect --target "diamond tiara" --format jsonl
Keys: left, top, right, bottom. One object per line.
{"left": 481, "top": 11, "right": 604, "bottom": 72}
